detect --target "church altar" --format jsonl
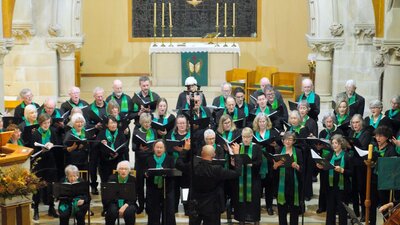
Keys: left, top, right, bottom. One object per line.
{"left": 150, "top": 42, "right": 240, "bottom": 86}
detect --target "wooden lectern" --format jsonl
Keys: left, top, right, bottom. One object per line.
{"left": 0, "top": 131, "right": 34, "bottom": 225}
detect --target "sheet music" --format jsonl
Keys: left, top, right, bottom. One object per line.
{"left": 311, "top": 149, "right": 322, "bottom": 159}
{"left": 355, "top": 146, "right": 368, "bottom": 157}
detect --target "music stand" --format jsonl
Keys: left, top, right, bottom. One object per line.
{"left": 100, "top": 182, "right": 136, "bottom": 225}
{"left": 341, "top": 202, "right": 362, "bottom": 225}
{"left": 147, "top": 168, "right": 182, "bottom": 225}
{"left": 52, "top": 182, "right": 90, "bottom": 225}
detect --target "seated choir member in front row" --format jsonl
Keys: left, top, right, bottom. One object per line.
{"left": 189, "top": 144, "right": 243, "bottom": 225}
{"left": 233, "top": 127, "right": 262, "bottom": 225}
{"left": 145, "top": 140, "right": 176, "bottom": 225}
{"left": 58, "top": 165, "right": 90, "bottom": 225}
{"left": 316, "top": 134, "right": 352, "bottom": 225}
{"left": 273, "top": 131, "right": 303, "bottom": 225}
{"left": 105, "top": 160, "right": 137, "bottom": 225}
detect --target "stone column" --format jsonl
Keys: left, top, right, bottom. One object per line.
{"left": 12, "top": 0, "right": 34, "bottom": 44}
{"left": 306, "top": 36, "right": 344, "bottom": 97}
{"left": 47, "top": 38, "right": 83, "bottom": 97}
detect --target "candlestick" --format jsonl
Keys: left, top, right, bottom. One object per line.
{"left": 169, "top": 2, "right": 172, "bottom": 26}
{"left": 162, "top": 2, "right": 165, "bottom": 27}
{"left": 224, "top": 2, "right": 227, "bottom": 28}
{"left": 154, "top": 2, "right": 157, "bottom": 27}
{"left": 233, "top": 3, "right": 236, "bottom": 26}
{"left": 368, "top": 144, "right": 373, "bottom": 160}
{"left": 216, "top": 3, "right": 219, "bottom": 27}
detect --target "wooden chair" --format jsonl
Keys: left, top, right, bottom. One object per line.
{"left": 271, "top": 72, "right": 303, "bottom": 101}
{"left": 226, "top": 68, "right": 250, "bottom": 101}
{"left": 78, "top": 170, "right": 92, "bottom": 223}
{"left": 246, "top": 66, "right": 279, "bottom": 101}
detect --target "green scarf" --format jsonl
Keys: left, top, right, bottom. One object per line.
{"left": 277, "top": 147, "right": 299, "bottom": 206}
{"left": 17, "top": 139, "right": 24, "bottom": 146}
{"left": 153, "top": 153, "right": 166, "bottom": 188}
{"left": 112, "top": 94, "right": 129, "bottom": 113}
{"left": 321, "top": 131, "right": 332, "bottom": 158}
{"left": 194, "top": 107, "right": 207, "bottom": 120}
{"left": 329, "top": 151, "right": 345, "bottom": 190}
{"left": 256, "top": 131, "right": 270, "bottom": 178}
{"left": 290, "top": 125, "right": 302, "bottom": 134}
{"left": 72, "top": 128, "right": 85, "bottom": 139}
{"left": 301, "top": 115, "right": 309, "bottom": 127}
{"left": 388, "top": 109, "right": 400, "bottom": 119}
{"left": 224, "top": 107, "right": 239, "bottom": 121}
{"left": 374, "top": 145, "right": 387, "bottom": 157}
{"left": 270, "top": 98, "right": 279, "bottom": 110}
{"left": 223, "top": 130, "right": 233, "bottom": 141}
{"left": 369, "top": 114, "right": 383, "bottom": 129}
{"left": 91, "top": 101, "right": 107, "bottom": 116}
{"left": 353, "top": 130, "right": 362, "bottom": 139}
{"left": 38, "top": 127, "right": 51, "bottom": 144}
{"left": 59, "top": 178, "right": 80, "bottom": 215}
{"left": 348, "top": 94, "right": 356, "bottom": 106}
{"left": 68, "top": 100, "right": 84, "bottom": 108}
{"left": 219, "top": 95, "right": 225, "bottom": 108}
{"left": 256, "top": 106, "right": 270, "bottom": 115}
{"left": 243, "top": 102, "right": 249, "bottom": 117}
{"left": 23, "top": 117, "right": 37, "bottom": 126}
{"left": 239, "top": 143, "right": 253, "bottom": 203}
{"left": 336, "top": 114, "right": 348, "bottom": 125}
{"left": 396, "top": 136, "right": 400, "bottom": 155}
{"left": 105, "top": 129, "right": 118, "bottom": 150}
{"left": 153, "top": 115, "right": 168, "bottom": 125}
{"left": 299, "top": 91, "right": 315, "bottom": 104}
{"left": 117, "top": 175, "right": 128, "bottom": 207}
{"left": 171, "top": 131, "right": 190, "bottom": 162}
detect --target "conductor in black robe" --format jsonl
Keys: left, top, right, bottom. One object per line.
{"left": 190, "top": 144, "right": 242, "bottom": 225}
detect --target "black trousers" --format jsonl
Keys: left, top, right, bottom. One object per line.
{"left": 59, "top": 202, "right": 89, "bottom": 225}
{"left": 352, "top": 164, "right": 366, "bottom": 217}
{"left": 105, "top": 203, "right": 136, "bottom": 225}
{"left": 261, "top": 170, "right": 274, "bottom": 209}
{"left": 277, "top": 203, "right": 300, "bottom": 225}
{"left": 89, "top": 144, "right": 99, "bottom": 189}
{"left": 326, "top": 188, "right": 347, "bottom": 225}
{"left": 146, "top": 187, "right": 176, "bottom": 225}
{"left": 317, "top": 170, "right": 328, "bottom": 211}
{"left": 189, "top": 213, "right": 221, "bottom": 225}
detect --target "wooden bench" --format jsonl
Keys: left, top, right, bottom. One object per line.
{"left": 246, "top": 66, "right": 278, "bottom": 100}
{"left": 271, "top": 72, "right": 302, "bottom": 101}
{"left": 226, "top": 68, "right": 250, "bottom": 101}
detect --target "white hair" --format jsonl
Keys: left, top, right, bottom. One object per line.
{"left": 117, "top": 160, "right": 131, "bottom": 170}
{"left": 345, "top": 80, "right": 356, "bottom": 88}
{"left": 203, "top": 129, "right": 216, "bottom": 140}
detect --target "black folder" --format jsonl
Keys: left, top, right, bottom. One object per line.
{"left": 52, "top": 110, "right": 71, "bottom": 123}
{"left": 313, "top": 158, "right": 335, "bottom": 170}
{"left": 146, "top": 168, "right": 183, "bottom": 177}
{"left": 165, "top": 139, "right": 186, "bottom": 149}
{"left": 151, "top": 118, "right": 175, "bottom": 131}
{"left": 132, "top": 134, "right": 156, "bottom": 149}
{"left": 133, "top": 93, "right": 157, "bottom": 110}
{"left": 288, "top": 101, "right": 298, "bottom": 111}
{"left": 301, "top": 137, "right": 332, "bottom": 150}
{"left": 264, "top": 152, "right": 294, "bottom": 168}
{"left": 252, "top": 135, "right": 279, "bottom": 147}
{"left": 191, "top": 117, "right": 211, "bottom": 129}
{"left": 101, "top": 141, "right": 128, "bottom": 155}
{"left": 53, "top": 181, "right": 89, "bottom": 199}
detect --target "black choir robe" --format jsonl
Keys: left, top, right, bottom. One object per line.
{"left": 297, "top": 92, "right": 320, "bottom": 122}
{"left": 106, "top": 92, "right": 135, "bottom": 120}
{"left": 338, "top": 92, "right": 365, "bottom": 117}
{"left": 14, "top": 102, "right": 40, "bottom": 119}
{"left": 131, "top": 90, "right": 160, "bottom": 126}
{"left": 63, "top": 129, "right": 90, "bottom": 170}
{"left": 60, "top": 98, "right": 89, "bottom": 114}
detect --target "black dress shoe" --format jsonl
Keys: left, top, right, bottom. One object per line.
{"left": 48, "top": 206, "right": 59, "bottom": 218}
{"left": 33, "top": 209, "right": 39, "bottom": 220}
{"left": 267, "top": 208, "right": 274, "bottom": 215}
{"left": 91, "top": 188, "right": 99, "bottom": 195}
{"left": 316, "top": 208, "right": 325, "bottom": 214}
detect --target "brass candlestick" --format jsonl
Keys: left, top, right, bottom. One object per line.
{"left": 161, "top": 25, "right": 165, "bottom": 47}
{"left": 223, "top": 24, "right": 228, "bottom": 47}
{"left": 215, "top": 25, "right": 220, "bottom": 47}
{"left": 153, "top": 25, "right": 157, "bottom": 47}
{"left": 169, "top": 25, "right": 173, "bottom": 47}
{"left": 232, "top": 25, "right": 236, "bottom": 47}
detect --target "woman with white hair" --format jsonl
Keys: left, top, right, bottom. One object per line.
{"left": 14, "top": 88, "right": 40, "bottom": 119}
{"left": 364, "top": 100, "right": 391, "bottom": 132}
{"left": 201, "top": 129, "right": 225, "bottom": 160}
{"left": 19, "top": 104, "right": 39, "bottom": 147}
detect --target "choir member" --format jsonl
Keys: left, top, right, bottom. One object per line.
{"left": 6, "top": 124, "right": 24, "bottom": 146}
{"left": 233, "top": 87, "right": 250, "bottom": 122}
{"left": 145, "top": 140, "right": 176, "bottom": 225}
{"left": 105, "top": 161, "right": 137, "bottom": 225}
{"left": 32, "top": 114, "right": 59, "bottom": 220}
{"left": 14, "top": 88, "right": 40, "bottom": 119}
{"left": 298, "top": 100, "right": 318, "bottom": 137}
{"left": 369, "top": 126, "right": 398, "bottom": 225}
{"left": 132, "top": 113, "right": 157, "bottom": 213}
{"left": 287, "top": 110, "right": 309, "bottom": 139}
{"left": 385, "top": 95, "right": 400, "bottom": 133}
{"left": 297, "top": 78, "right": 320, "bottom": 122}
{"left": 334, "top": 96, "right": 351, "bottom": 136}
{"left": 251, "top": 93, "right": 271, "bottom": 116}
{"left": 348, "top": 114, "right": 372, "bottom": 220}
{"left": 189, "top": 144, "right": 242, "bottom": 225}
{"left": 316, "top": 113, "right": 343, "bottom": 214}
{"left": 58, "top": 165, "right": 90, "bottom": 225}
{"left": 175, "top": 76, "right": 207, "bottom": 110}
{"left": 60, "top": 86, "right": 89, "bottom": 113}
{"left": 233, "top": 127, "right": 262, "bottom": 225}
{"left": 87, "top": 87, "right": 109, "bottom": 195}
{"left": 19, "top": 104, "right": 38, "bottom": 147}
{"left": 63, "top": 113, "right": 89, "bottom": 170}
{"left": 340, "top": 80, "right": 365, "bottom": 117}
{"left": 364, "top": 100, "right": 392, "bottom": 131}
{"left": 132, "top": 76, "right": 160, "bottom": 126}
{"left": 97, "top": 116, "right": 128, "bottom": 183}
{"left": 216, "top": 114, "right": 241, "bottom": 146}
{"left": 316, "top": 134, "right": 352, "bottom": 225}
{"left": 105, "top": 79, "right": 134, "bottom": 119}
{"left": 265, "top": 85, "right": 288, "bottom": 130}
{"left": 107, "top": 99, "right": 131, "bottom": 141}
{"left": 166, "top": 115, "right": 191, "bottom": 213}
{"left": 201, "top": 129, "right": 225, "bottom": 160}
{"left": 152, "top": 98, "right": 175, "bottom": 139}
{"left": 273, "top": 131, "right": 303, "bottom": 225}
{"left": 252, "top": 113, "right": 279, "bottom": 215}
{"left": 212, "top": 82, "right": 232, "bottom": 108}
{"left": 250, "top": 77, "right": 284, "bottom": 106}
{"left": 215, "top": 96, "right": 245, "bottom": 129}
{"left": 189, "top": 93, "right": 213, "bottom": 150}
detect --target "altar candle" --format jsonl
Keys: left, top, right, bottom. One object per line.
{"left": 368, "top": 144, "right": 373, "bottom": 160}
{"left": 224, "top": 2, "right": 227, "bottom": 27}
{"left": 162, "top": 2, "right": 165, "bottom": 27}
{"left": 169, "top": 2, "right": 172, "bottom": 26}
{"left": 233, "top": 3, "right": 235, "bottom": 26}
{"left": 153, "top": 3, "right": 157, "bottom": 26}
{"left": 216, "top": 3, "right": 219, "bottom": 27}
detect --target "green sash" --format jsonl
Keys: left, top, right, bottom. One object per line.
{"left": 219, "top": 95, "right": 225, "bottom": 108}
{"left": 256, "top": 106, "right": 270, "bottom": 115}
{"left": 105, "top": 129, "right": 118, "bottom": 150}
{"left": 171, "top": 131, "right": 190, "bottom": 162}
{"left": 336, "top": 114, "right": 348, "bottom": 125}
{"left": 369, "top": 114, "right": 383, "bottom": 129}
{"left": 38, "top": 127, "right": 51, "bottom": 144}
{"left": 388, "top": 109, "right": 400, "bottom": 119}
{"left": 348, "top": 94, "right": 356, "bottom": 106}
{"left": 224, "top": 107, "right": 238, "bottom": 121}
{"left": 72, "top": 128, "right": 86, "bottom": 139}
{"left": 277, "top": 147, "right": 299, "bottom": 206}
{"left": 68, "top": 100, "right": 85, "bottom": 108}
{"left": 153, "top": 153, "right": 166, "bottom": 188}
{"left": 239, "top": 143, "right": 253, "bottom": 202}
{"left": 117, "top": 175, "right": 128, "bottom": 207}
{"left": 255, "top": 131, "right": 270, "bottom": 178}
{"left": 298, "top": 91, "right": 315, "bottom": 104}
{"left": 329, "top": 151, "right": 345, "bottom": 190}
{"left": 112, "top": 94, "right": 129, "bottom": 112}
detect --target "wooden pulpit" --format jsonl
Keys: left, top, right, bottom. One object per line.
{"left": 0, "top": 131, "right": 34, "bottom": 225}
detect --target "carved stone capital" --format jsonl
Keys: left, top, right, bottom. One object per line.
{"left": 373, "top": 38, "right": 400, "bottom": 66}
{"left": 0, "top": 38, "right": 14, "bottom": 65}
{"left": 12, "top": 23, "right": 35, "bottom": 45}
{"left": 48, "top": 24, "right": 63, "bottom": 37}
{"left": 47, "top": 37, "right": 84, "bottom": 58}
{"left": 354, "top": 24, "right": 375, "bottom": 45}
{"left": 306, "top": 35, "right": 344, "bottom": 60}
{"left": 329, "top": 23, "right": 344, "bottom": 37}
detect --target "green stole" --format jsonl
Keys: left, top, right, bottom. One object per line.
{"left": 242, "top": 102, "right": 249, "bottom": 117}
{"left": 277, "top": 147, "right": 299, "bottom": 206}
{"left": 270, "top": 99, "right": 279, "bottom": 110}
{"left": 256, "top": 106, "right": 270, "bottom": 115}
{"left": 59, "top": 178, "right": 81, "bottom": 215}
{"left": 68, "top": 100, "right": 84, "bottom": 108}
{"left": 388, "top": 109, "right": 400, "bottom": 119}
{"left": 336, "top": 114, "right": 348, "bottom": 125}
{"left": 256, "top": 130, "right": 270, "bottom": 178}
{"left": 117, "top": 175, "right": 128, "bottom": 207}
{"left": 298, "top": 91, "right": 316, "bottom": 104}
{"left": 194, "top": 107, "right": 207, "bottom": 120}
{"left": 239, "top": 143, "right": 253, "bottom": 203}
{"left": 112, "top": 94, "right": 129, "bottom": 112}
{"left": 41, "top": 108, "right": 61, "bottom": 118}
{"left": 153, "top": 153, "right": 166, "bottom": 188}
{"left": 322, "top": 127, "right": 335, "bottom": 158}
{"left": 38, "top": 127, "right": 51, "bottom": 144}
{"left": 290, "top": 125, "right": 302, "bottom": 134}
{"left": 219, "top": 95, "right": 225, "bottom": 108}
{"left": 224, "top": 107, "right": 239, "bottom": 121}
{"left": 105, "top": 129, "right": 118, "bottom": 150}
{"left": 23, "top": 118, "right": 38, "bottom": 126}
{"left": 140, "top": 127, "right": 155, "bottom": 141}
{"left": 369, "top": 114, "right": 383, "bottom": 129}
{"left": 171, "top": 131, "right": 190, "bottom": 162}
{"left": 348, "top": 94, "right": 356, "bottom": 105}
{"left": 72, "top": 128, "right": 86, "bottom": 139}
{"left": 329, "top": 151, "right": 345, "bottom": 190}
{"left": 374, "top": 145, "right": 388, "bottom": 157}
{"left": 91, "top": 101, "right": 107, "bottom": 116}
{"left": 396, "top": 136, "right": 400, "bottom": 155}
{"left": 301, "top": 115, "right": 309, "bottom": 127}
